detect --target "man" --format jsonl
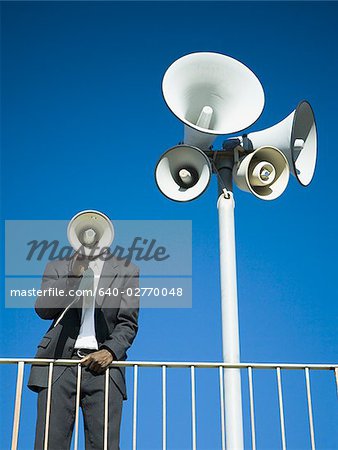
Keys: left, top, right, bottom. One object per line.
{"left": 28, "top": 244, "right": 140, "bottom": 450}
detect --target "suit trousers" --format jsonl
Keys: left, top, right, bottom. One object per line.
{"left": 34, "top": 356, "right": 123, "bottom": 450}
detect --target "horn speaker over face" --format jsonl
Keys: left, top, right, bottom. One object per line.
{"left": 67, "top": 210, "right": 114, "bottom": 257}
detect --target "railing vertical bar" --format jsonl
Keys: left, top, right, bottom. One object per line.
{"left": 132, "top": 364, "right": 138, "bottom": 450}
{"left": 335, "top": 368, "right": 338, "bottom": 397}
{"left": 104, "top": 368, "right": 110, "bottom": 450}
{"left": 276, "top": 367, "right": 287, "bottom": 450}
{"left": 73, "top": 364, "right": 82, "bottom": 450}
{"left": 191, "top": 365, "right": 197, "bottom": 450}
{"left": 11, "top": 361, "right": 25, "bottom": 450}
{"left": 162, "top": 366, "right": 167, "bottom": 450}
{"left": 248, "top": 366, "right": 257, "bottom": 450}
{"left": 43, "top": 362, "right": 54, "bottom": 450}
{"left": 162, "top": 365, "right": 167, "bottom": 450}
{"left": 219, "top": 366, "right": 226, "bottom": 450}
{"left": 305, "top": 368, "right": 316, "bottom": 450}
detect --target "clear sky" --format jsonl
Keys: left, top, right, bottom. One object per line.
{"left": 1, "top": 1, "right": 338, "bottom": 449}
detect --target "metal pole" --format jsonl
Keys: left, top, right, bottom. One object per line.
{"left": 248, "top": 367, "right": 257, "bottom": 450}
{"left": 190, "top": 365, "right": 197, "bottom": 450}
{"left": 132, "top": 364, "right": 138, "bottom": 450}
{"left": 162, "top": 365, "right": 167, "bottom": 450}
{"left": 305, "top": 368, "right": 316, "bottom": 450}
{"left": 276, "top": 367, "right": 287, "bottom": 450}
{"left": 104, "top": 369, "right": 110, "bottom": 450}
{"left": 44, "top": 362, "right": 54, "bottom": 450}
{"left": 216, "top": 153, "right": 244, "bottom": 450}
{"left": 219, "top": 366, "right": 226, "bottom": 450}
{"left": 11, "top": 362, "right": 25, "bottom": 450}
{"left": 74, "top": 364, "right": 82, "bottom": 450}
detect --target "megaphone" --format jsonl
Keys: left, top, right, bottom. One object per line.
{"left": 245, "top": 101, "right": 317, "bottom": 186}
{"left": 155, "top": 145, "right": 212, "bottom": 202}
{"left": 233, "top": 146, "right": 290, "bottom": 201}
{"left": 162, "top": 52, "right": 265, "bottom": 150}
{"left": 67, "top": 210, "right": 114, "bottom": 257}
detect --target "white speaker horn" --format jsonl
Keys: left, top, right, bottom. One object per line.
{"left": 162, "top": 52, "right": 265, "bottom": 150}
{"left": 67, "top": 210, "right": 114, "bottom": 257}
{"left": 155, "top": 145, "right": 212, "bottom": 202}
{"left": 233, "top": 146, "right": 290, "bottom": 201}
{"left": 246, "top": 101, "right": 317, "bottom": 186}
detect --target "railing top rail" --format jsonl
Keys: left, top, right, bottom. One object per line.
{"left": 0, "top": 358, "right": 337, "bottom": 370}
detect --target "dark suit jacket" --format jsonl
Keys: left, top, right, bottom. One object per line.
{"left": 27, "top": 255, "right": 140, "bottom": 400}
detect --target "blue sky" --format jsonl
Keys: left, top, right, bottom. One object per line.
{"left": 1, "top": 1, "right": 338, "bottom": 449}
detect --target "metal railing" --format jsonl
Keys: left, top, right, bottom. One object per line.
{"left": 1, "top": 358, "right": 337, "bottom": 450}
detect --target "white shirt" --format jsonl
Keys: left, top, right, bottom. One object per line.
{"left": 74, "top": 258, "right": 105, "bottom": 350}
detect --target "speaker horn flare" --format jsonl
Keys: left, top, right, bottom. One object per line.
{"left": 162, "top": 52, "right": 265, "bottom": 149}
{"left": 233, "top": 146, "right": 290, "bottom": 201}
{"left": 245, "top": 101, "right": 317, "bottom": 186}
{"left": 155, "top": 145, "right": 212, "bottom": 202}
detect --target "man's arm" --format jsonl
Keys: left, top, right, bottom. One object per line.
{"left": 34, "top": 261, "right": 83, "bottom": 320}
{"left": 100, "top": 267, "right": 140, "bottom": 359}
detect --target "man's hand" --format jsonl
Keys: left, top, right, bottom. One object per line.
{"left": 81, "top": 349, "right": 113, "bottom": 374}
{"left": 70, "top": 253, "right": 90, "bottom": 277}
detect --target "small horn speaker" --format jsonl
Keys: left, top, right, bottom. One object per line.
{"left": 155, "top": 145, "right": 212, "bottom": 202}
{"left": 67, "top": 210, "right": 114, "bottom": 257}
{"left": 246, "top": 101, "right": 317, "bottom": 186}
{"left": 233, "top": 146, "right": 290, "bottom": 200}
{"left": 162, "top": 52, "right": 265, "bottom": 149}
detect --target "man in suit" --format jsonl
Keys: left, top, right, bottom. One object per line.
{"left": 28, "top": 247, "right": 140, "bottom": 450}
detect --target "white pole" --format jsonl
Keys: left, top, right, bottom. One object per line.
{"left": 217, "top": 191, "right": 244, "bottom": 450}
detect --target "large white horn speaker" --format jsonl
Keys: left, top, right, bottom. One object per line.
{"left": 162, "top": 52, "right": 265, "bottom": 150}
{"left": 233, "top": 146, "right": 290, "bottom": 201}
{"left": 246, "top": 101, "right": 317, "bottom": 186}
{"left": 67, "top": 210, "right": 114, "bottom": 257}
{"left": 155, "top": 145, "right": 212, "bottom": 202}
